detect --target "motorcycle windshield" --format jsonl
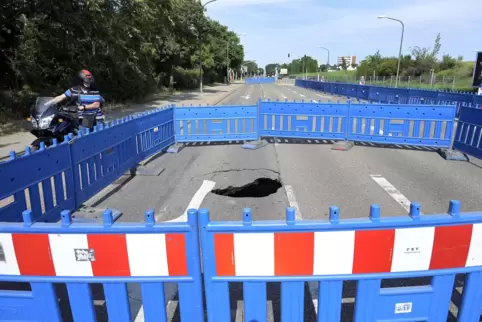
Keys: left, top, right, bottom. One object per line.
{"left": 33, "top": 97, "right": 56, "bottom": 117}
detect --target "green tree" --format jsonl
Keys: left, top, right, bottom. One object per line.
{"left": 439, "top": 54, "right": 457, "bottom": 70}
{"left": 0, "top": 0, "right": 245, "bottom": 119}
{"left": 265, "top": 63, "right": 279, "bottom": 76}
{"left": 244, "top": 61, "right": 258, "bottom": 75}
{"left": 341, "top": 57, "right": 348, "bottom": 72}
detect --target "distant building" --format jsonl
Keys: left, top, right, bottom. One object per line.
{"left": 337, "top": 56, "right": 357, "bottom": 66}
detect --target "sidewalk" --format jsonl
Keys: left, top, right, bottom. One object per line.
{"left": 0, "top": 82, "right": 243, "bottom": 158}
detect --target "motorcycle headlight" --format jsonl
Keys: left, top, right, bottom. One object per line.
{"left": 39, "top": 115, "right": 55, "bottom": 129}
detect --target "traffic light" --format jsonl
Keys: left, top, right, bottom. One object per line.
{"left": 288, "top": 53, "right": 290, "bottom": 58}
{"left": 472, "top": 52, "right": 482, "bottom": 87}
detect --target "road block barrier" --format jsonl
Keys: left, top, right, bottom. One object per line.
{"left": 244, "top": 77, "right": 276, "bottom": 84}
{"left": 0, "top": 208, "right": 203, "bottom": 321}
{"left": 0, "top": 100, "right": 467, "bottom": 224}
{"left": 198, "top": 202, "right": 482, "bottom": 321}
{"left": 260, "top": 100, "right": 455, "bottom": 147}
{"left": 2, "top": 202, "right": 482, "bottom": 321}
{"left": 0, "top": 107, "right": 174, "bottom": 223}
{"left": 454, "top": 106, "right": 482, "bottom": 159}
{"left": 175, "top": 105, "right": 258, "bottom": 142}
{"left": 295, "top": 79, "right": 482, "bottom": 112}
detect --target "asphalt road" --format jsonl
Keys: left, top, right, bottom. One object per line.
{"left": 90, "top": 84, "right": 482, "bottom": 223}
{"left": 82, "top": 83, "right": 481, "bottom": 321}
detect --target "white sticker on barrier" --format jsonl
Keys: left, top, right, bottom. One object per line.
{"left": 395, "top": 302, "right": 412, "bottom": 314}
{"left": 153, "top": 127, "right": 159, "bottom": 132}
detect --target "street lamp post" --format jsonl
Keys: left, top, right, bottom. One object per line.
{"left": 199, "top": 0, "right": 218, "bottom": 94}
{"left": 316, "top": 46, "right": 330, "bottom": 67}
{"left": 377, "top": 15, "right": 404, "bottom": 88}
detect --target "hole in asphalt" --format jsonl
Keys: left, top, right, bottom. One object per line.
{"left": 211, "top": 178, "right": 282, "bottom": 198}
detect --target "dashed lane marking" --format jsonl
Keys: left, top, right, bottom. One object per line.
{"left": 284, "top": 185, "right": 321, "bottom": 313}
{"left": 370, "top": 174, "right": 421, "bottom": 214}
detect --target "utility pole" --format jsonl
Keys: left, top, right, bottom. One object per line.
{"left": 226, "top": 41, "right": 229, "bottom": 85}
{"left": 378, "top": 16, "right": 404, "bottom": 88}
{"left": 199, "top": 0, "right": 218, "bottom": 93}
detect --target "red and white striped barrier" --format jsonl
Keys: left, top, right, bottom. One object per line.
{"left": 214, "top": 224, "right": 482, "bottom": 276}
{"left": 0, "top": 233, "right": 188, "bottom": 276}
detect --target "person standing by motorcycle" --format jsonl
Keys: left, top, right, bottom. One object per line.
{"left": 46, "top": 70, "right": 105, "bottom": 129}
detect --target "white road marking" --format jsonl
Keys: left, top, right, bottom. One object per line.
{"left": 134, "top": 180, "right": 216, "bottom": 322}
{"left": 292, "top": 90, "right": 297, "bottom": 94}
{"left": 284, "top": 185, "right": 302, "bottom": 220}
{"left": 284, "top": 185, "right": 320, "bottom": 311}
{"left": 160, "top": 180, "right": 216, "bottom": 223}
{"left": 370, "top": 175, "right": 419, "bottom": 213}
{"left": 299, "top": 94, "right": 305, "bottom": 98}
{"left": 316, "top": 93, "right": 332, "bottom": 99}
{"left": 241, "top": 95, "right": 251, "bottom": 100}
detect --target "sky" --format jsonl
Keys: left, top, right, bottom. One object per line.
{"left": 205, "top": 0, "right": 481, "bottom": 68}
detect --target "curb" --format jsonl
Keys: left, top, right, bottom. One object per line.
{"left": 211, "top": 84, "right": 244, "bottom": 106}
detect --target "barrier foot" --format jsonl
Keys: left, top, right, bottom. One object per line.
{"left": 242, "top": 140, "right": 268, "bottom": 150}
{"left": 331, "top": 141, "right": 354, "bottom": 151}
{"left": 167, "top": 143, "right": 185, "bottom": 153}
{"left": 129, "top": 151, "right": 165, "bottom": 176}
{"left": 437, "top": 148, "right": 468, "bottom": 161}
{"left": 70, "top": 207, "right": 122, "bottom": 224}
{"left": 129, "top": 163, "right": 165, "bottom": 176}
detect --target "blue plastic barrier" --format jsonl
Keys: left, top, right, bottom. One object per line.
{"left": 200, "top": 202, "right": 482, "bottom": 322}
{"left": 453, "top": 106, "right": 482, "bottom": 159}
{"left": 0, "top": 107, "right": 175, "bottom": 223}
{"left": 348, "top": 103, "right": 456, "bottom": 147}
{"left": 0, "top": 101, "right": 462, "bottom": 224}
{"left": 260, "top": 101, "right": 349, "bottom": 140}
{"left": 245, "top": 77, "right": 276, "bottom": 84}
{"left": 296, "top": 80, "right": 479, "bottom": 109}
{"left": 0, "top": 142, "right": 75, "bottom": 223}
{"left": 135, "top": 107, "right": 175, "bottom": 161}
{"left": 174, "top": 105, "right": 258, "bottom": 142}
{"left": 0, "top": 208, "right": 203, "bottom": 321}
{"left": 71, "top": 119, "right": 138, "bottom": 206}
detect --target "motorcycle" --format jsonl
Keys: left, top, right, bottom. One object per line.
{"left": 28, "top": 97, "right": 96, "bottom": 150}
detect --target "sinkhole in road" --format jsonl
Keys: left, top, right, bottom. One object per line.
{"left": 211, "top": 178, "right": 282, "bottom": 198}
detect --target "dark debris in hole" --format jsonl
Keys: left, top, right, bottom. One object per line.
{"left": 211, "top": 178, "right": 282, "bottom": 198}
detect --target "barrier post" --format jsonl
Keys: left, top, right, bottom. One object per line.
{"left": 241, "top": 99, "right": 267, "bottom": 149}
{"left": 437, "top": 103, "right": 468, "bottom": 161}
{"left": 331, "top": 100, "right": 354, "bottom": 151}
{"left": 458, "top": 271, "right": 482, "bottom": 321}
{"left": 200, "top": 208, "right": 231, "bottom": 322}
